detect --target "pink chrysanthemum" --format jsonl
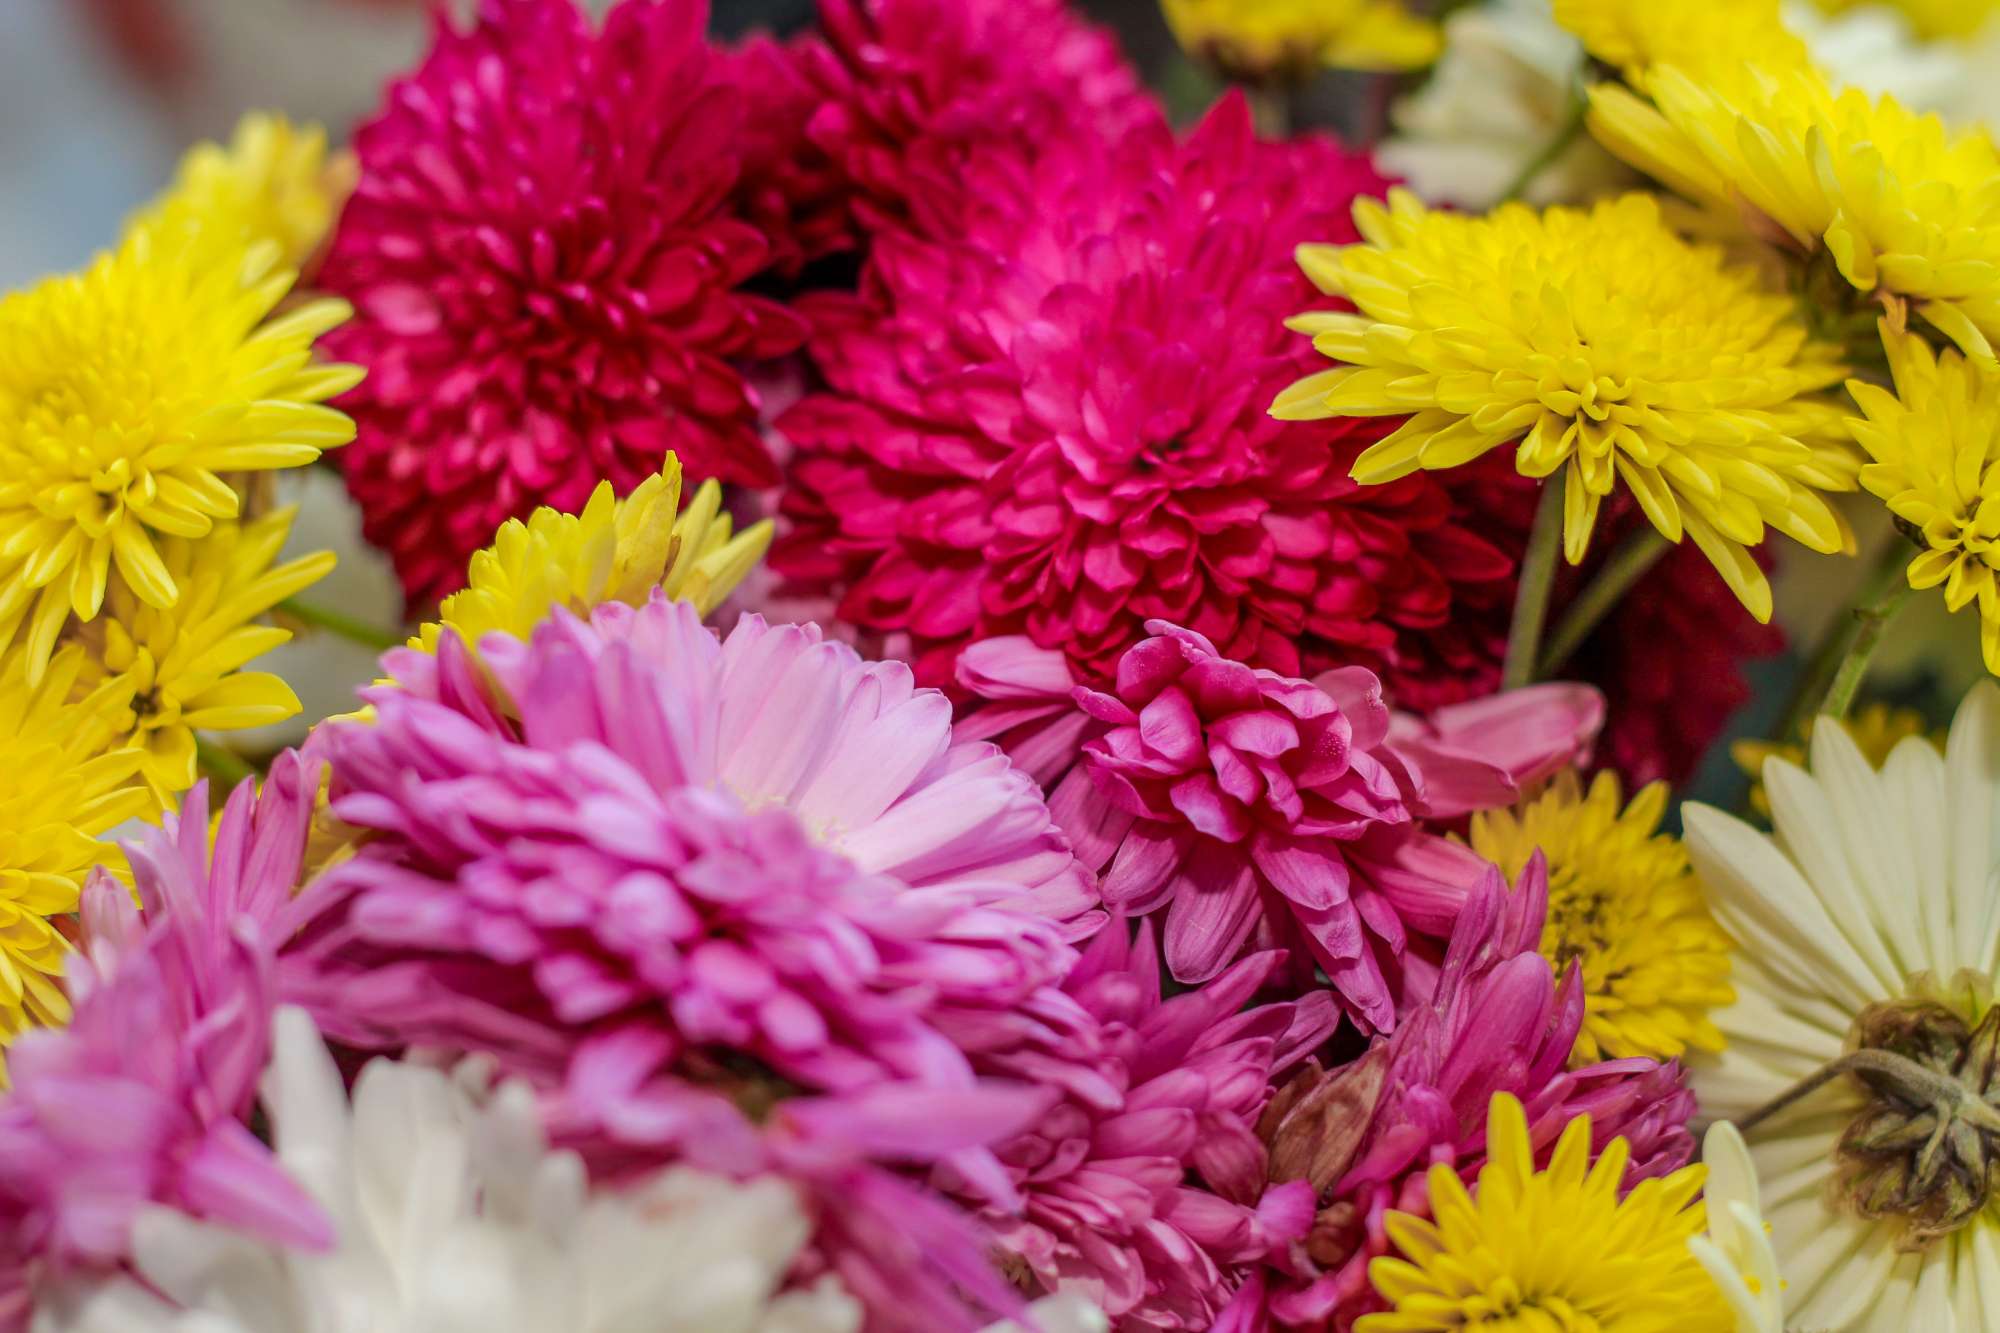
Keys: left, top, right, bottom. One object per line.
{"left": 950, "top": 919, "right": 1333, "bottom": 1332}
{"left": 1251, "top": 856, "right": 1698, "bottom": 1329}
{"left": 773, "top": 95, "right": 1516, "bottom": 696}
{"left": 289, "top": 595, "right": 1102, "bottom": 1323}
{"left": 320, "top": 0, "right": 807, "bottom": 606}
{"left": 953, "top": 624, "right": 1600, "bottom": 1031}
{"left": 0, "top": 764, "right": 328, "bottom": 1327}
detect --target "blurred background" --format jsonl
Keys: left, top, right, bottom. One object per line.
{"left": 1, "top": 0, "right": 1980, "bottom": 805}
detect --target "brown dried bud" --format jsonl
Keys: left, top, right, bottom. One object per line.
{"left": 1259, "top": 1041, "right": 1391, "bottom": 1195}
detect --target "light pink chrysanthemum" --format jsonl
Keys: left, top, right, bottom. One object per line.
{"left": 1253, "top": 856, "right": 1698, "bottom": 1329}
{"left": 951, "top": 919, "right": 1333, "bottom": 1332}
{"left": 954, "top": 624, "right": 1600, "bottom": 1031}
{"left": 774, "top": 96, "right": 1518, "bottom": 700}
{"left": 0, "top": 764, "right": 328, "bottom": 1327}
{"left": 321, "top": 0, "right": 807, "bottom": 606}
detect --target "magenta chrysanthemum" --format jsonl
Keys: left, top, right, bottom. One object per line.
{"left": 1252, "top": 857, "right": 1698, "bottom": 1329}
{"left": 291, "top": 595, "right": 1096, "bottom": 1183}
{"left": 773, "top": 95, "right": 1516, "bottom": 696}
{"left": 320, "top": 0, "right": 807, "bottom": 606}
{"left": 0, "top": 764, "right": 328, "bottom": 1326}
{"left": 952, "top": 919, "right": 1333, "bottom": 1331}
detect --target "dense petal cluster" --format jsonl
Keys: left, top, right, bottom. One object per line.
{"left": 1470, "top": 769, "right": 1734, "bottom": 1063}
{"left": 1274, "top": 189, "right": 1859, "bottom": 621}
{"left": 1589, "top": 66, "right": 2000, "bottom": 363}
{"left": 778, "top": 98, "right": 1520, "bottom": 701}
{"left": 1847, "top": 322, "right": 2000, "bottom": 673}
{"left": 417, "top": 452, "right": 771, "bottom": 656}
{"left": 0, "top": 227, "right": 357, "bottom": 683}
{"left": 125, "top": 111, "right": 351, "bottom": 272}
{"left": 1356, "top": 1092, "right": 1728, "bottom": 1332}
{"left": 1160, "top": 0, "right": 1441, "bottom": 82}
{"left": 1553, "top": 0, "right": 1808, "bottom": 88}
{"left": 320, "top": 0, "right": 806, "bottom": 606}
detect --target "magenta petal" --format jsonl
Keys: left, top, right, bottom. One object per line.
{"left": 1249, "top": 833, "right": 1347, "bottom": 911}
{"left": 1161, "top": 849, "right": 1260, "bottom": 983}
{"left": 178, "top": 1121, "right": 333, "bottom": 1251}
{"left": 1100, "top": 821, "right": 1193, "bottom": 912}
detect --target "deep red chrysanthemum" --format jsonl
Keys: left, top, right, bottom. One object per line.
{"left": 773, "top": 95, "right": 1517, "bottom": 695}
{"left": 320, "top": 0, "right": 807, "bottom": 606}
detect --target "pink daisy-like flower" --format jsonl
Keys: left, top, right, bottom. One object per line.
{"left": 0, "top": 764, "right": 328, "bottom": 1327}
{"left": 951, "top": 919, "right": 1333, "bottom": 1332}
{"left": 1252, "top": 856, "right": 1698, "bottom": 1329}
{"left": 287, "top": 595, "right": 1096, "bottom": 1327}
{"left": 773, "top": 95, "right": 1517, "bottom": 697}
{"left": 954, "top": 623, "right": 1600, "bottom": 1030}
{"left": 320, "top": 0, "right": 807, "bottom": 606}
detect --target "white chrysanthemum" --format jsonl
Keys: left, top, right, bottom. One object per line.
{"left": 1690, "top": 1121, "right": 1786, "bottom": 1333}
{"left": 1685, "top": 682, "right": 2000, "bottom": 1333}
{"left": 1382, "top": 0, "right": 1971, "bottom": 209}
{"left": 34, "top": 1008, "right": 862, "bottom": 1333}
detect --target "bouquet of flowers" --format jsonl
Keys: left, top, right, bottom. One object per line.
{"left": 5, "top": 0, "right": 2000, "bottom": 1329}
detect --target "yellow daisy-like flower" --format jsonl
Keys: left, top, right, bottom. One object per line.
{"left": 1846, "top": 320, "right": 2000, "bottom": 672}
{"left": 1812, "top": 0, "right": 1999, "bottom": 41}
{"left": 1271, "top": 189, "right": 1858, "bottom": 621}
{"left": 0, "top": 227, "right": 360, "bottom": 686}
{"left": 1588, "top": 65, "right": 2000, "bottom": 363}
{"left": 1469, "top": 768, "right": 1735, "bottom": 1064}
{"left": 1358, "top": 1092, "right": 1730, "bottom": 1332}
{"left": 1554, "top": 0, "right": 1809, "bottom": 90}
{"left": 1160, "top": 0, "right": 1440, "bottom": 79}
{"left": 1732, "top": 702, "right": 1937, "bottom": 816}
{"left": 65, "top": 507, "right": 335, "bottom": 812}
{"left": 416, "top": 453, "right": 772, "bottom": 654}
{"left": 0, "top": 644, "right": 149, "bottom": 1058}
{"left": 127, "top": 111, "right": 354, "bottom": 273}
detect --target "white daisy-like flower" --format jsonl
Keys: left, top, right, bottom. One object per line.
{"left": 34, "top": 1007, "right": 863, "bottom": 1333}
{"left": 1685, "top": 681, "right": 2000, "bottom": 1333}
{"left": 1690, "top": 1121, "right": 1786, "bottom": 1333}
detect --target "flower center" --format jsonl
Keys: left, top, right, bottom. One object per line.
{"left": 1837, "top": 997, "right": 2000, "bottom": 1245}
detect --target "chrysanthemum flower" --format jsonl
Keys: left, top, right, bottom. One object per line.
{"left": 0, "top": 228, "right": 357, "bottom": 684}
{"left": 1689, "top": 1120, "right": 1786, "bottom": 1333}
{"left": 0, "top": 647, "right": 147, "bottom": 1060}
{"left": 1273, "top": 189, "right": 1858, "bottom": 622}
{"left": 1469, "top": 768, "right": 1734, "bottom": 1064}
{"left": 1552, "top": 0, "right": 1808, "bottom": 87}
{"left": 1848, "top": 322, "right": 2000, "bottom": 671}
{"left": 1160, "top": 0, "right": 1441, "bottom": 82}
{"left": 1686, "top": 681, "right": 2000, "bottom": 1331}
{"left": 39, "top": 1006, "right": 863, "bottom": 1333}
{"left": 1588, "top": 66, "right": 2000, "bottom": 363}
{"left": 961, "top": 920, "right": 1334, "bottom": 1331}
{"left": 1811, "top": 0, "right": 1997, "bottom": 43}
{"left": 1254, "top": 859, "right": 1699, "bottom": 1328}
{"left": 125, "top": 111, "right": 352, "bottom": 273}
{"left": 1732, "top": 702, "right": 1937, "bottom": 818}
{"left": 60, "top": 507, "right": 333, "bottom": 812}
{"left": 417, "top": 453, "right": 770, "bottom": 655}
{"left": 320, "top": 0, "right": 807, "bottom": 607}
{"left": 780, "top": 98, "right": 1519, "bottom": 700}
{"left": 0, "top": 764, "right": 328, "bottom": 1313}
{"left": 1355, "top": 1093, "right": 1729, "bottom": 1331}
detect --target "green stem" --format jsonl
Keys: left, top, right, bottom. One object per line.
{"left": 1537, "top": 526, "right": 1673, "bottom": 678}
{"left": 279, "top": 596, "right": 401, "bottom": 653}
{"left": 1503, "top": 473, "right": 1567, "bottom": 691}
{"left": 196, "top": 738, "right": 256, "bottom": 789}
{"left": 1776, "top": 539, "right": 1914, "bottom": 740}
{"left": 1495, "top": 87, "right": 1588, "bottom": 206}
{"left": 1734, "top": 1047, "right": 2000, "bottom": 1138}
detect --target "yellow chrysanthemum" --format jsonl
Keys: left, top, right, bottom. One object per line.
{"left": 416, "top": 452, "right": 771, "bottom": 654}
{"left": 0, "top": 645, "right": 149, "bottom": 1058}
{"left": 1812, "top": 0, "right": 1999, "bottom": 41}
{"left": 1271, "top": 190, "right": 1858, "bottom": 621}
{"left": 64, "top": 507, "right": 335, "bottom": 812}
{"left": 1731, "top": 702, "right": 1937, "bottom": 816}
{"left": 1845, "top": 320, "right": 2000, "bottom": 673}
{"left": 127, "top": 111, "right": 353, "bottom": 273}
{"left": 1358, "top": 1093, "right": 1730, "bottom": 1332}
{"left": 1588, "top": 65, "right": 2000, "bottom": 364}
{"left": 1469, "top": 768, "right": 1735, "bottom": 1064}
{"left": 1160, "top": 0, "right": 1440, "bottom": 78}
{"left": 1554, "top": 0, "right": 1809, "bottom": 90}
{"left": 0, "top": 227, "right": 360, "bottom": 686}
